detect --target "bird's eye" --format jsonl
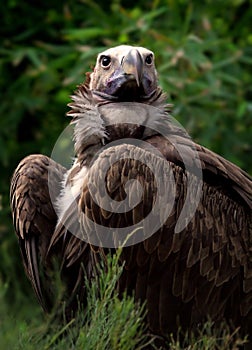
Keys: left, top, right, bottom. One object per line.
{"left": 100, "top": 55, "right": 111, "bottom": 68}
{"left": 145, "top": 54, "right": 153, "bottom": 65}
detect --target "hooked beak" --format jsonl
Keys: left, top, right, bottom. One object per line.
{"left": 121, "top": 49, "right": 143, "bottom": 87}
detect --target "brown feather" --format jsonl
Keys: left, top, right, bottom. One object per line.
{"left": 10, "top": 46, "right": 252, "bottom": 345}
{"left": 10, "top": 154, "right": 66, "bottom": 311}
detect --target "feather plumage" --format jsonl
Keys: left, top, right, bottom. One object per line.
{"left": 10, "top": 45, "right": 252, "bottom": 344}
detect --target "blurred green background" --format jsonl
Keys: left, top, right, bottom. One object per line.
{"left": 0, "top": 0, "right": 251, "bottom": 347}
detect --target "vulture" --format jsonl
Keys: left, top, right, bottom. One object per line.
{"left": 10, "top": 45, "right": 252, "bottom": 345}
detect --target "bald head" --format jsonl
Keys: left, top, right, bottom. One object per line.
{"left": 90, "top": 45, "right": 158, "bottom": 101}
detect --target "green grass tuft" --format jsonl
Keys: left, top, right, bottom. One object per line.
{"left": 168, "top": 321, "right": 248, "bottom": 350}
{"left": 0, "top": 252, "right": 248, "bottom": 349}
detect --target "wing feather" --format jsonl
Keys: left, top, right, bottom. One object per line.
{"left": 10, "top": 154, "right": 66, "bottom": 311}
{"left": 74, "top": 138, "right": 251, "bottom": 333}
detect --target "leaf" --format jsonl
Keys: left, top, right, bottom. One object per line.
{"left": 63, "top": 28, "right": 111, "bottom": 40}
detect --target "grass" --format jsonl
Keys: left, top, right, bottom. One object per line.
{"left": 0, "top": 253, "right": 152, "bottom": 350}
{"left": 0, "top": 251, "right": 248, "bottom": 350}
{"left": 169, "top": 322, "right": 248, "bottom": 350}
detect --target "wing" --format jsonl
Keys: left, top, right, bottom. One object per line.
{"left": 10, "top": 154, "right": 66, "bottom": 311}
{"left": 73, "top": 139, "right": 251, "bottom": 335}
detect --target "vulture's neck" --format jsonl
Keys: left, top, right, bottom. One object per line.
{"left": 67, "top": 80, "right": 186, "bottom": 167}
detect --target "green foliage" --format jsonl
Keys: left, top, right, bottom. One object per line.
{"left": 168, "top": 321, "right": 248, "bottom": 350}
{"left": 0, "top": 253, "right": 152, "bottom": 350}
{"left": 0, "top": 252, "right": 247, "bottom": 349}
{"left": 73, "top": 254, "right": 149, "bottom": 350}
{"left": 0, "top": 0, "right": 251, "bottom": 348}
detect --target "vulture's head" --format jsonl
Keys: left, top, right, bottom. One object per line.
{"left": 90, "top": 45, "right": 158, "bottom": 101}
{"left": 69, "top": 45, "right": 171, "bottom": 164}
